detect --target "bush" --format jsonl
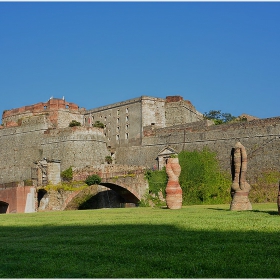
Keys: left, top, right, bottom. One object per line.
{"left": 93, "top": 121, "right": 104, "bottom": 128}
{"left": 69, "top": 120, "right": 81, "bottom": 127}
{"left": 105, "top": 156, "right": 113, "bottom": 164}
{"left": 178, "top": 148, "right": 231, "bottom": 205}
{"left": 85, "top": 174, "right": 101, "bottom": 186}
{"left": 144, "top": 148, "right": 232, "bottom": 206}
{"left": 143, "top": 168, "right": 168, "bottom": 207}
{"left": 61, "top": 167, "right": 73, "bottom": 182}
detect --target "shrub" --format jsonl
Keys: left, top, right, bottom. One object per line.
{"left": 24, "top": 179, "right": 33, "bottom": 186}
{"left": 250, "top": 169, "right": 280, "bottom": 203}
{"left": 144, "top": 148, "right": 232, "bottom": 206}
{"left": 105, "top": 156, "right": 113, "bottom": 164}
{"left": 61, "top": 167, "right": 73, "bottom": 182}
{"left": 85, "top": 174, "right": 101, "bottom": 186}
{"left": 69, "top": 120, "right": 81, "bottom": 127}
{"left": 178, "top": 148, "right": 231, "bottom": 205}
{"left": 143, "top": 168, "right": 168, "bottom": 207}
{"left": 93, "top": 121, "right": 104, "bottom": 128}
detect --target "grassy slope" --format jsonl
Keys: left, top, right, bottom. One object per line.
{"left": 1, "top": 203, "right": 280, "bottom": 278}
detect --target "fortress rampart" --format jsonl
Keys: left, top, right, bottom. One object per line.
{"left": 1, "top": 98, "right": 82, "bottom": 128}
{"left": 116, "top": 117, "right": 280, "bottom": 184}
{"left": 0, "top": 99, "right": 109, "bottom": 184}
{"left": 0, "top": 95, "right": 279, "bottom": 192}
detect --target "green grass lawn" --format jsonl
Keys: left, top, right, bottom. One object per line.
{"left": 1, "top": 203, "right": 280, "bottom": 278}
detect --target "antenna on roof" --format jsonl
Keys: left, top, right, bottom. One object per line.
{"left": 50, "top": 96, "right": 53, "bottom": 100}
{"left": 62, "top": 96, "right": 65, "bottom": 100}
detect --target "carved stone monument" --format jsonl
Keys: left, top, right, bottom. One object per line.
{"left": 165, "top": 157, "right": 182, "bottom": 209}
{"left": 230, "top": 142, "right": 252, "bottom": 211}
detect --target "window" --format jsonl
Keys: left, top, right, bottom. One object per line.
{"left": 116, "top": 135, "right": 120, "bottom": 141}
{"left": 44, "top": 105, "right": 47, "bottom": 110}
{"left": 117, "top": 110, "right": 120, "bottom": 116}
{"left": 126, "top": 108, "right": 129, "bottom": 113}
{"left": 126, "top": 116, "right": 129, "bottom": 122}
{"left": 117, "top": 118, "right": 119, "bottom": 124}
{"left": 126, "top": 124, "right": 129, "bottom": 130}
{"left": 125, "top": 133, "right": 129, "bottom": 139}
{"left": 65, "top": 105, "right": 69, "bottom": 109}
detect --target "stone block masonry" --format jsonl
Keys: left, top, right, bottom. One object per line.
{"left": 116, "top": 117, "right": 280, "bottom": 185}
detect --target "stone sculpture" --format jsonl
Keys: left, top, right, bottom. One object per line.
{"left": 165, "top": 157, "right": 182, "bottom": 209}
{"left": 230, "top": 142, "right": 252, "bottom": 211}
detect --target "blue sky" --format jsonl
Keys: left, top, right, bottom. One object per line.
{"left": 0, "top": 2, "right": 279, "bottom": 120}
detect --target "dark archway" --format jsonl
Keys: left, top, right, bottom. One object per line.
{"left": 0, "top": 201, "right": 9, "bottom": 214}
{"left": 65, "top": 184, "right": 140, "bottom": 210}
{"left": 78, "top": 189, "right": 126, "bottom": 210}
{"left": 37, "top": 189, "right": 48, "bottom": 208}
{"left": 99, "top": 182, "right": 139, "bottom": 204}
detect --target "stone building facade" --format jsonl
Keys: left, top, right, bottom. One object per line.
{"left": 83, "top": 95, "right": 203, "bottom": 151}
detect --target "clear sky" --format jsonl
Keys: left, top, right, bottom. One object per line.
{"left": 0, "top": 2, "right": 279, "bottom": 120}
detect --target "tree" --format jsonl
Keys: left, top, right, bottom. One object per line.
{"left": 203, "top": 110, "right": 236, "bottom": 125}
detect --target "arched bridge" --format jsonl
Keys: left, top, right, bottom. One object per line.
{"left": 100, "top": 173, "right": 148, "bottom": 203}
{"left": 63, "top": 166, "right": 149, "bottom": 210}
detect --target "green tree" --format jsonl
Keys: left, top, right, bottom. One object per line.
{"left": 204, "top": 110, "right": 236, "bottom": 124}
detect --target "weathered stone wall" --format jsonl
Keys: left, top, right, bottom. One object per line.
{"left": 141, "top": 97, "right": 166, "bottom": 127}
{"left": 0, "top": 116, "right": 49, "bottom": 184}
{"left": 2, "top": 98, "right": 81, "bottom": 128}
{"left": 115, "top": 117, "right": 280, "bottom": 184}
{"left": 0, "top": 117, "right": 109, "bottom": 184}
{"left": 41, "top": 127, "right": 109, "bottom": 172}
{"left": 165, "top": 98, "right": 203, "bottom": 126}
{"left": 84, "top": 96, "right": 143, "bottom": 149}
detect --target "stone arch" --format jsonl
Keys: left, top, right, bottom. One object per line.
{"left": 64, "top": 183, "right": 139, "bottom": 210}
{"left": 99, "top": 182, "right": 139, "bottom": 204}
{"left": 0, "top": 201, "right": 9, "bottom": 214}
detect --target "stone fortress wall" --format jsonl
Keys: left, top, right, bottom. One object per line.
{"left": 0, "top": 98, "right": 108, "bottom": 184}
{"left": 116, "top": 117, "right": 280, "bottom": 184}
{"left": 0, "top": 95, "right": 279, "bottom": 187}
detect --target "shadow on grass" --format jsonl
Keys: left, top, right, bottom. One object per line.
{"left": 208, "top": 207, "right": 279, "bottom": 215}
{"left": 1, "top": 223, "right": 280, "bottom": 278}
{"left": 207, "top": 207, "right": 231, "bottom": 211}
{"left": 251, "top": 209, "right": 279, "bottom": 215}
